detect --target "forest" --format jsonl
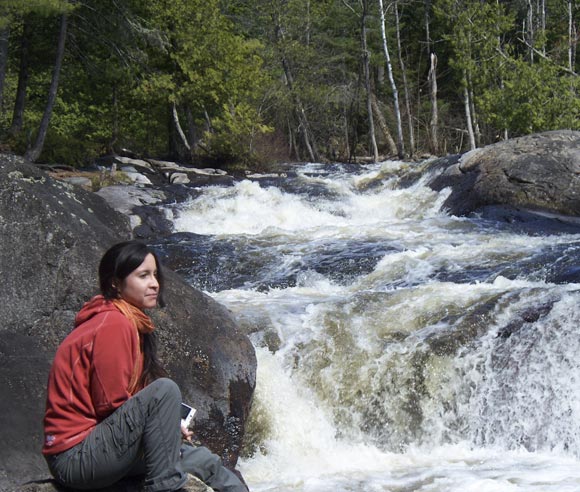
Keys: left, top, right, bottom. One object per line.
{"left": 0, "top": 0, "right": 579, "bottom": 168}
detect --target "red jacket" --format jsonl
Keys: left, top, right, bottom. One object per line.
{"left": 42, "top": 296, "right": 142, "bottom": 455}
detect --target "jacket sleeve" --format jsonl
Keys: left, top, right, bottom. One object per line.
{"left": 90, "top": 312, "right": 140, "bottom": 419}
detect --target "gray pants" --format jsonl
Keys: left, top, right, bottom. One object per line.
{"left": 45, "top": 378, "right": 247, "bottom": 492}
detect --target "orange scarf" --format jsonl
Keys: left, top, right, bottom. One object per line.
{"left": 112, "top": 298, "right": 155, "bottom": 334}
{"left": 112, "top": 298, "right": 155, "bottom": 394}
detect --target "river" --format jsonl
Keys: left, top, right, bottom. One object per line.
{"left": 160, "top": 161, "right": 580, "bottom": 492}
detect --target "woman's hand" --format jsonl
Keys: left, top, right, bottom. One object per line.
{"left": 181, "top": 424, "right": 194, "bottom": 442}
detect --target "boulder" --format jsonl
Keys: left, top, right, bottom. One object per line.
{"left": 0, "top": 154, "right": 256, "bottom": 491}
{"left": 427, "top": 130, "right": 580, "bottom": 217}
{"left": 19, "top": 474, "right": 210, "bottom": 492}
{"left": 96, "top": 185, "right": 167, "bottom": 231}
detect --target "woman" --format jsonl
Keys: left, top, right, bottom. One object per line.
{"left": 42, "top": 240, "right": 248, "bottom": 492}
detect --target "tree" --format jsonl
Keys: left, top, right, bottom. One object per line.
{"left": 141, "top": 0, "right": 271, "bottom": 164}
{"left": 478, "top": 58, "right": 580, "bottom": 135}
{"left": 9, "top": 17, "right": 30, "bottom": 135}
{"left": 423, "top": 0, "right": 439, "bottom": 154}
{"left": 0, "top": 0, "right": 577, "bottom": 166}
{"left": 394, "top": 0, "right": 414, "bottom": 156}
{"left": 0, "top": 25, "right": 8, "bottom": 113}
{"left": 435, "top": 0, "right": 513, "bottom": 149}
{"left": 1, "top": 0, "right": 72, "bottom": 157}
{"left": 272, "top": 4, "right": 318, "bottom": 162}
{"left": 360, "top": 0, "right": 379, "bottom": 161}
{"left": 378, "top": 0, "right": 404, "bottom": 158}
{"left": 568, "top": 0, "right": 575, "bottom": 72}
{"left": 342, "top": 0, "right": 379, "bottom": 162}
{"left": 24, "top": 12, "right": 67, "bottom": 161}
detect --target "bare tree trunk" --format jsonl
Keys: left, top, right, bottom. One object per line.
{"left": 463, "top": 74, "right": 476, "bottom": 151}
{"left": 424, "top": 0, "right": 432, "bottom": 53}
{"left": 185, "top": 105, "right": 198, "bottom": 156}
{"left": 378, "top": 0, "right": 404, "bottom": 159}
{"left": 395, "top": 1, "right": 414, "bottom": 157}
{"left": 25, "top": 14, "right": 68, "bottom": 162}
{"left": 539, "top": 0, "right": 546, "bottom": 55}
{"left": 493, "top": 4, "right": 509, "bottom": 141}
{"left": 343, "top": 110, "right": 350, "bottom": 160}
{"left": 203, "top": 107, "right": 213, "bottom": 133}
{"left": 0, "top": 26, "right": 9, "bottom": 115}
{"left": 11, "top": 20, "right": 32, "bottom": 136}
{"left": 569, "top": 0, "right": 575, "bottom": 72}
{"left": 362, "top": 0, "right": 379, "bottom": 162}
{"left": 110, "top": 83, "right": 118, "bottom": 152}
{"left": 467, "top": 73, "right": 480, "bottom": 146}
{"left": 526, "top": 0, "right": 535, "bottom": 62}
{"left": 371, "top": 93, "right": 397, "bottom": 155}
{"left": 428, "top": 53, "right": 439, "bottom": 154}
{"left": 425, "top": 0, "right": 440, "bottom": 155}
{"left": 305, "top": 0, "right": 311, "bottom": 45}
{"left": 274, "top": 20, "right": 317, "bottom": 162}
{"left": 499, "top": 79, "right": 508, "bottom": 140}
{"left": 171, "top": 101, "right": 191, "bottom": 152}
{"left": 288, "top": 121, "right": 300, "bottom": 161}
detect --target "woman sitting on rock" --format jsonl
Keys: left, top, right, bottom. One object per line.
{"left": 42, "top": 240, "right": 248, "bottom": 492}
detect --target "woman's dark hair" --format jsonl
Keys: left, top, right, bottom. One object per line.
{"left": 99, "top": 240, "right": 166, "bottom": 307}
{"left": 98, "top": 240, "right": 168, "bottom": 387}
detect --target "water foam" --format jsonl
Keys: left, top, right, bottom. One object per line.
{"left": 168, "top": 162, "right": 580, "bottom": 491}
{"left": 171, "top": 166, "right": 448, "bottom": 238}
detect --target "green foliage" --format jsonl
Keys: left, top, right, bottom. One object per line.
{"left": 435, "top": 0, "right": 515, "bottom": 87}
{"left": 478, "top": 58, "right": 580, "bottom": 135}
{"left": 0, "top": 0, "right": 74, "bottom": 29}
{"left": 205, "top": 101, "right": 273, "bottom": 164}
{"left": 1, "top": 0, "right": 579, "bottom": 166}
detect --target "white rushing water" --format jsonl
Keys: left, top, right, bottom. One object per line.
{"left": 167, "top": 162, "right": 580, "bottom": 491}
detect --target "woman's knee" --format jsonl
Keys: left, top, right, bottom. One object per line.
{"left": 180, "top": 445, "right": 222, "bottom": 479}
{"left": 149, "top": 377, "right": 181, "bottom": 402}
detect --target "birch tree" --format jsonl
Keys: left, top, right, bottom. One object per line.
{"left": 394, "top": 0, "right": 414, "bottom": 156}
{"left": 568, "top": 0, "right": 576, "bottom": 73}
{"left": 424, "top": 0, "right": 439, "bottom": 154}
{"left": 378, "top": 0, "right": 404, "bottom": 158}
{"left": 361, "top": 0, "right": 379, "bottom": 161}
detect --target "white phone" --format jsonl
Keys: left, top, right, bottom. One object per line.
{"left": 180, "top": 402, "right": 196, "bottom": 428}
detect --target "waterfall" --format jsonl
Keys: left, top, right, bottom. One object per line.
{"left": 159, "top": 161, "right": 580, "bottom": 491}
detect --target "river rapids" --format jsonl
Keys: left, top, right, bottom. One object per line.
{"left": 158, "top": 161, "right": 580, "bottom": 492}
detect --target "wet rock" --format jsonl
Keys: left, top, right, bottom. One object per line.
{"left": 496, "top": 303, "right": 555, "bottom": 339}
{"left": 475, "top": 205, "right": 580, "bottom": 235}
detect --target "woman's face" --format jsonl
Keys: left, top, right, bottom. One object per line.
{"left": 118, "top": 253, "right": 159, "bottom": 309}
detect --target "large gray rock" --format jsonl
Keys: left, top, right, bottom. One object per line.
{"left": 0, "top": 154, "right": 256, "bottom": 491}
{"left": 427, "top": 130, "right": 580, "bottom": 216}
